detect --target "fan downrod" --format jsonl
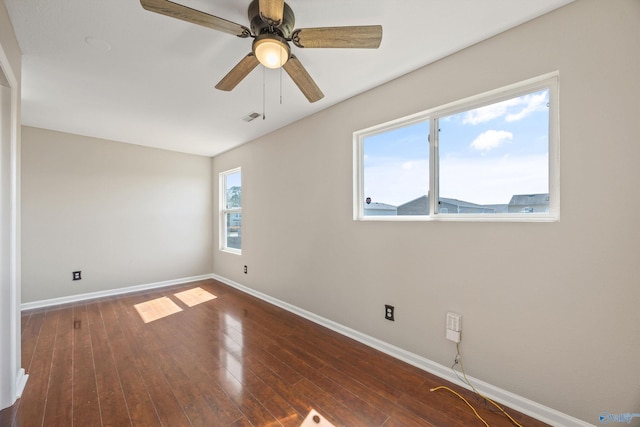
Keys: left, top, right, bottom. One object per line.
{"left": 248, "top": 0, "right": 295, "bottom": 38}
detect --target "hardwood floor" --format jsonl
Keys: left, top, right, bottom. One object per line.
{"left": 1, "top": 279, "right": 548, "bottom": 426}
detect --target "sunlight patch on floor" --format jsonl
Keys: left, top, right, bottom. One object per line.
{"left": 134, "top": 296, "right": 183, "bottom": 323}
{"left": 174, "top": 287, "right": 217, "bottom": 307}
{"left": 300, "top": 409, "right": 335, "bottom": 427}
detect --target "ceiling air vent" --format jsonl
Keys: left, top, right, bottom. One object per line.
{"left": 242, "top": 112, "right": 261, "bottom": 122}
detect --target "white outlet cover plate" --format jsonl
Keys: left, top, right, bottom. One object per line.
{"left": 446, "top": 329, "right": 461, "bottom": 343}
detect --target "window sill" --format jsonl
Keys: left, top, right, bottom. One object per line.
{"left": 220, "top": 247, "right": 242, "bottom": 255}
{"left": 355, "top": 214, "right": 559, "bottom": 223}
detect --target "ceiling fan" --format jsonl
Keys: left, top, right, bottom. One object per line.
{"left": 140, "top": 0, "right": 383, "bottom": 103}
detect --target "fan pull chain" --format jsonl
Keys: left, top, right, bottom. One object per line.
{"left": 262, "top": 66, "right": 266, "bottom": 120}
{"left": 279, "top": 50, "right": 283, "bottom": 105}
{"left": 279, "top": 67, "right": 283, "bottom": 104}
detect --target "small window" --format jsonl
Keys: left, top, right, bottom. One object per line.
{"left": 354, "top": 73, "right": 559, "bottom": 221}
{"left": 220, "top": 168, "right": 242, "bottom": 253}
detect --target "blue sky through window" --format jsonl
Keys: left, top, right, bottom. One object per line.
{"left": 224, "top": 170, "right": 242, "bottom": 209}
{"left": 363, "top": 88, "right": 549, "bottom": 207}
{"left": 225, "top": 171, "right": 241, "bottom": 189}
{"left": 363, "top": 120, "right": 430, "bottom": 207}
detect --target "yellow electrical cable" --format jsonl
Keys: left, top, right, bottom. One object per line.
{"left": 453, "top": 342, "right": 524, "bottom": 427}
{"left": 430, "top": 386, "right": 490, "bottom": 427}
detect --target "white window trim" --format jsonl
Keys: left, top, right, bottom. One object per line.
{"left": 354, "top": 72, "right": 560, "bottom": 222}
{"left": 220, "top": 167, "right": 242, "bottom": 255}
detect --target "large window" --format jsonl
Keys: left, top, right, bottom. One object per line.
{"left": 220, "top": 168, "right": 242, "bottom": 253}
{"left": 354, "top": 73, "right": 559, "bottom": 221}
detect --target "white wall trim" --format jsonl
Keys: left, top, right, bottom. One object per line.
{"left": 20, "top": 274, "right": 214, "bottom": 311}
{"left": 0, "top": 28, "right": 23, "bottom": 409}
{"left": 212, "top": 274, "right": 593, "bottom": 427}
{"left": 15, "top": 368, "right": 27, "bottom": 398}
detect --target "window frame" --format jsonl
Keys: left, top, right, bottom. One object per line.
{"left": 354, "top": 72, "right": 560, "bottom": 222}
{"left": 220, "top": 167, "right": 242, "bottom": 254}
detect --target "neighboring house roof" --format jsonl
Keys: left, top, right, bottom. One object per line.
{"left": 364, "top": 202, "right": 397, "bottom": 210}
{"left": 484, "top": 204, "right": 509, "bottom": 213}
{"left": 397, "top": 195, "right": 488, "bottom": 209}
{"left": 396, "top": 196, "right": 428, "bottom": 215}
{"left": 509, "top": 194, "right": 549, "bottom": 206}
{"left": 440, "top": 197, "right": 485, "bottom": 209}
{"left": 397, "top": 195, "right": 427, "bottom": 208}
{"left": 390, "top": 193, "right": 550, "bottom": 214}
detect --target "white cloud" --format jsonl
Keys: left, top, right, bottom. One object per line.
{"left": 462, "top": 91, "right": 548, "bottom": 125}
{"left": 402, "top": 161, "right": 419, "bottom": 170}
{"left": 505, "top": 92, "right": 548, "bottom": 122}
{"left": 463, "top": 98, "right": 520, "bottom": 125}
{"left": 470, "top": 130, "right": 513, "bottom": 151}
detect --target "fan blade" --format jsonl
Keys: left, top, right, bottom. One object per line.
{"left": 292, "top": 25, "right": 382, "bottom": 49}
{"left": 259, "top": 0, "right": 284, "bottom": 26}
{"left": 283, "top": 55, "right": 324, "bottom": 103}
{"left": 215, "top": 53, "right": 260, "bottom": 91}
{"left": 140, "top": 0, "right": 250, "bottom": 37}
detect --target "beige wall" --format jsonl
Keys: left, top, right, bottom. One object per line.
{"left": 0, "top": 2, "right": 19, "bottom": 71}
{"left": 21, "top": 126, "right": 213, "bottom": 302}
{"left": 213, "top": 0, "right": 640, "bottom": 423}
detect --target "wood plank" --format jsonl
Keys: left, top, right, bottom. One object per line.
{"left": 0, "top": 402, "right": 18, "bottom": 427}
{"left": 267, "top": 340, "right": 392, "bottom": 424}
{"left": 85, "top": 301, "right": 133, "bottom": 426}
{"left": 161, "top": 344, "right": 243, "bottom": 425}
{"left": 245, "top": 354, "right": 317, "bottom": 418}
{"left": 20, "top": 310, "right": 45, "bottom": 371}
{"left": 42, "top": 306, "right": 74, "bottom": 426}
{"left": 171, "top": 303, "right": 278, "bottom": 405}
{"left": 261, "top": 394, "right": 305, "bottom": 427}
{"left": 250, "top": 345, "right": 303, "bottom": 386}
{"left": 98, "top": 299, "right": 162, "bottom": 426}
{"left": 215, "top": 376, "right": 281, "bottom": 426}
{"left": 112, "top": 295, "right": 196, "bottom": 427}
{"left": 382, "top": 408, "right": 438, "bottom": 427}
{"left": 319, "top": 363, "right": 403, "bottom": 413}
{"left": 227, "top": 416, "right": 253, "bottom": 427}
{"left": 155, "top": 351, "right": 225, "bottom": 426}
{"left": 72, "top": 304, "right": 103, "bottom": 427}
{"left": 292, "top": 378, "right": 365, "bottom": 427}
{"left": 15, "top": 308, "right": 61, "bottom": 426}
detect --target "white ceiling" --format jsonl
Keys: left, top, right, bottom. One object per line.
{"left": 4, "top": 0, "right": 573, "bottom": 157}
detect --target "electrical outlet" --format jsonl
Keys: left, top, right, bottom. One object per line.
{"left": 244, "top": 265, "right": 247, "bottom": 274}
{"left": 385, "top": 304, "right": 395, "bottom": 321}
{"left": 446, "top": 312, "right": 461, "bottom": 332}
{"left": 446, "top": 312, "right": 462, "bottom": 343}
{"left": 446, "top": 329, "right": 461, "bottom": 343}
{"left": 72, "top": 271, "right": 82, "bottom": 281}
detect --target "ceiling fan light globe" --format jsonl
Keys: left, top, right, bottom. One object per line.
{"left": 253, "top": 34, "right": 290, "bottom": 69}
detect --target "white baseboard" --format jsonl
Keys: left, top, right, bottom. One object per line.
{"left": 15, "top": 368, "right": 28, "bottom": 398}
{"left": 20, "top": 274, "right": 214, "bottom": 311}
{"left": 212, "top": 274, "right": 593, "bottom": 427}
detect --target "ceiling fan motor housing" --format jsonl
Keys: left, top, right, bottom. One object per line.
{"left": 248, "top": 0, "right": 295, "bottom": 38}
